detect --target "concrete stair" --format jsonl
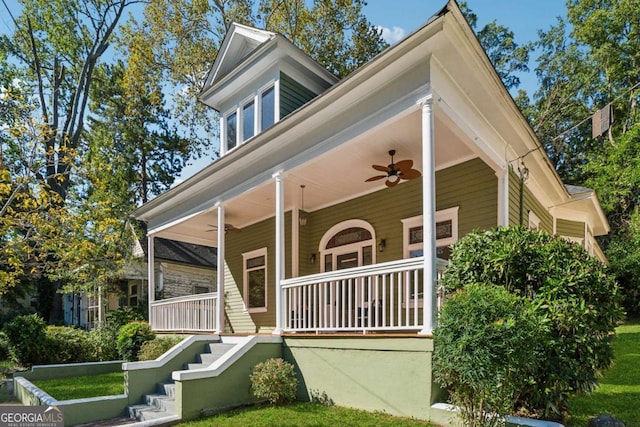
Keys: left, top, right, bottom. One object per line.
{"left": 126, "top": 341, "right": 236, "bottom": 425}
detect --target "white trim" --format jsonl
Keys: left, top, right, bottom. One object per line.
{"left": 496, "top": 166, "right": 509, "bottom": 227}
{"left": 402, "top": 207, "right": 459, "bottom": 259}
{"left": 242, "top": 247, "right": 268, "bottom": 313}
{"left": 216, "top": 205, "right": 226, "bottom": 333}
{"left": 319, "top": 219, "right": 376, "bottom": 252}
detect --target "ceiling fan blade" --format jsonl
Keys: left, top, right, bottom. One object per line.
{"left": 394, "top": 159, "right": 414, "bottom": 171}
{"left": 372, "top": 164, "right": 390, "bottom": 173}
{"left": 365, "top": 175, "right": 387, "bottom": 182}
{"left": 399, "top": 168, "right": 422, "bottom": 180}
{"left": 385, "top": 179, "right": 399, "bottom": 188}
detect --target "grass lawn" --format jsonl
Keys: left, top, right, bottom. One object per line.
{"left": 567, "top": 320, "right": 640, "bottom": 427}
{"left": 31, "top": 372, "right": 125, "bottom": 401}
{"left": 178, "top": 402, "right": 434, "bottom": 426}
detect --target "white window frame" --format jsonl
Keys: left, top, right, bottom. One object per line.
{"left": 223, "top": 107, "right": 239, "bottom": 153}
{"left": 240, "top": 94, "right": 258, "bottom": 142}
{"left": 243, "top": 247, "right": 268, "bottom": 313}
{"left": 258, "top": 83, "right": 276, "bottom": 132}
{"left": 528, "top": 210, "right": 541, "bottom": 230}
{"left": 401, "top": 207, "right": 459, "bottom": 308}
{"left": 401, "top": 207, "right": 459, "bottom": 259}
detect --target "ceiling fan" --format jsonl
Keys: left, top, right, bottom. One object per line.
{"left": 205, "top": 223, "right": 241, "bottom": 233}
{"left": 365, "top": 149, "right": 422, "bottom": 187}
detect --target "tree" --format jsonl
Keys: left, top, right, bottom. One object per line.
{"left": 88, "top": 61, "right": 192, "bottom": 205}
{"left": 1, "top": 0, "right": 141, "bottom": 202}
{"left": 459, "top": 1, "right": 533, "bottom": 90}
{"left": 117, "top": 0, "right": 387, "bottom": 157}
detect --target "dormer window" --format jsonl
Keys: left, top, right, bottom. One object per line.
{"left": 243, "top": 100, "right": 255, "bottom": 140}
{"left": 261, "top": 87, "right": 275, "bottom": 130}
{"left": 223, "top": 84, "right": 277, "bottom": 153}
{"left": 226, "top": 112, "right": 237, "bottom": 151}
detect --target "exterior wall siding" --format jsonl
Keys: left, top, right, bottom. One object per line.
{"left": 556, "top": 219, "right": 585, "bottom": 238}
{"left": 224, "top": 211, "right": 292, "bottom": 331}
{"left": 508, "top": 169, "right": 553, "bottom": 232}
{"left": 302, "top": 158, "right": 497, "bottom": 276}
{"left": 280, "top": 72, "right": 317, "bottom": 118}
{"left": 159, "top": 263, "right": 216, "bottom": 299}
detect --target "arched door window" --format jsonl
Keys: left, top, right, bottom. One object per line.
{"left": 319, "top": 220, "right": 376, "bottom": 272}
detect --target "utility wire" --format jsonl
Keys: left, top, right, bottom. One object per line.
{"left": 510, "top": 79, "right": 640, "bottom": 165}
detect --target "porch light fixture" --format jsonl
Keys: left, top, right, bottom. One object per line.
{"left": 378, "top": 239, "right": 386, "bottom": 252}
{"left": 299, "top": 185, "right": 308, "bottom": 226}
{"left": 309, "top": 253, "right": 316, "bottom": 264}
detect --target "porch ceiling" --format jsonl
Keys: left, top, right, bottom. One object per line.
{"left": 157, "top": 108, "right": 476, "bottom": 246}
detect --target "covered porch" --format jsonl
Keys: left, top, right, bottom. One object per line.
{"left": 139, "top": 88, "right": 510, "bottom": 335}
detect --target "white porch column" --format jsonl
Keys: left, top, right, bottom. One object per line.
{"left": 421, "top": 96, "right": 437, "bottom": 335}
{"left": 273, "top": 171, "right": 285, "bottom": 334}
{"left": 147, "top": 234, "right": 155, "bottom": 327}
{"left": 496, "top": 166, "right": 510, "bottom": 227}
{"left": 216, "top": 204, "right": 226, "bottom": 334}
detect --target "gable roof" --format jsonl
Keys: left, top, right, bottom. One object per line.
{"left": 203, "top": 23, "right": 276, "bottom": 88}
{"left": 199, "top": 22, "right": 338, "bottom": 110}
{"left": 134, "top": 0, "right": 609, "bottom": 239}
{"left": 142, "top": 238, "right": 217, "bottom": 269}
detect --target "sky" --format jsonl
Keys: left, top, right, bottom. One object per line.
{"left": 0, "top": 0, "right": 570, "bottom": 183}
{"left": 363, "top": 0, "right": 568, "bottom": 96}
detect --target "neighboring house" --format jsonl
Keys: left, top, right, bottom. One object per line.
{"left": 131, "top": 1, "right": 609, "bottom": 422}
{"left": 64, "top": 238, "right": 216, "bottom": 330}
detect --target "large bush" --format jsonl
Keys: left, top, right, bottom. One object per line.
{"left": 45, "top": 326, "right": 96, "bottom": 364}
{"left": 116, "top": 321, "right": 155, "bottom": 361}
{"left": 441, "top": 227, "right": 624, "bottom": 418}
{"left": 3, "top": 314, "right": 48, "bottom": 366}
{"left": 434, "top": 284, "right": 545, "bottom": 427}
{"left": 250, "top": 358, "right": 298, "bottom": 404}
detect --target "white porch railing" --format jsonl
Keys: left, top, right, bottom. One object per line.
{"left": 150, "top": 292, "right": 218, "bottom": 332}
{"left": 281, "top": 257, "right": 448, "bottom": 333}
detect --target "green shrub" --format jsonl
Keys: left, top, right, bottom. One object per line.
{"left": 434, "top": 284, "right": 545, "bottom": 427}
{"left": 441, "top": 226, "right": 624, "bottom": 418}
{"left": 137, "top": 336, "right": 184, "bottom": 361}
{"left": 0, "top": 332, "right": 10, "bottom": 361}
{"left": 45, "top": 326, "right": 95, "bottom": 364}
{"left": 87, "top": 307, "right": 146, "bottom": 362}
{"left": 116, "top": 321, "right": 155, "bottom": 361}
{"left": 250, "top": 358, "right": 298, "bottom": 404}
{"left": 2, "top": 314, "right": 48, "bottom": 366}
{"left": 88, "top": 326, "right": 119, "bottom": 361}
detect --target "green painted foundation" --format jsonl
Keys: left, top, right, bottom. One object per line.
{"left": 177, "top": 342, "right": 282, "bottom": 421}
{"left": 283, "top": 336, "right": 448, "bottom": 422}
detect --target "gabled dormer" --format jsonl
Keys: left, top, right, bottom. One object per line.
{"left": 199, "top": 23, "right": 339, "bottom": 157}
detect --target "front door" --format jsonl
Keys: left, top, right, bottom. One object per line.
{"left": 319, "top": 221, "right": 376, "bottom": 328}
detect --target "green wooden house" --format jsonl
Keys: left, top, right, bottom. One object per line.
{"left": 130, "top": 1, "right": 609, "bottom": 423}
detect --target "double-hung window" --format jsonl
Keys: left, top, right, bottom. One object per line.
{"left": 243, "top": 248, "right": 267, "bottom": 312}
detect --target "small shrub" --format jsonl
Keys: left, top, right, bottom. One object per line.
{"left": 88, "top": 326, "right": 119, "bottom": 361}
{"left": 250, "top": 358, "right": 298, "bottom": 404}
{"left": 138, "top": 336, "right": 184, "bottom": 361}
{"left": 87, "top": 307, "right": 146, "bottom": 362}
{"left": 433, "top": 284, "right": 545, "bottom": 427}
{"left": 116, "top": 321, "right": 155, "bottom": 361}
{"left": 2, "top": 314, "right": 47, "bottom": 366}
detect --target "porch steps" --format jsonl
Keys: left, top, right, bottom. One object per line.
{"left": 126, "top": 341, "right": 236, "bottom": 425}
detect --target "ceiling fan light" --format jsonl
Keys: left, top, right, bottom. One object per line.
{"left": 388, "top": 174, "right": 400, "bottom": 183}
